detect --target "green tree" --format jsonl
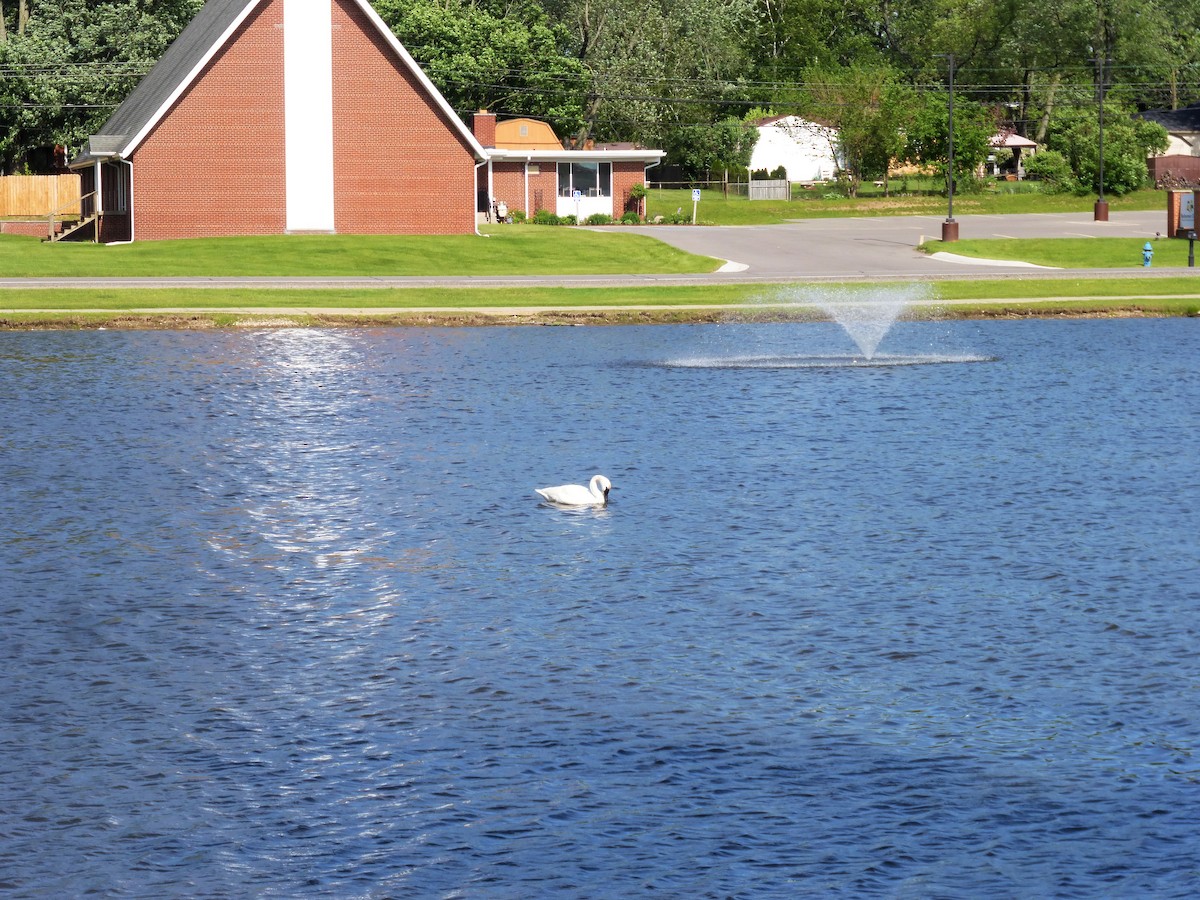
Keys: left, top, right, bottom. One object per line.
{"left": 544, "top": 0, "right": 756, "bottom": 146}
{"left": 905, "top": 88, "right": 996, "bottom": 194}
{"left": 1045, "top": 101, "right": 1168, "bottom": 194}
{"left": 0, "top": 0, "right": 200, "bottom": 172}
{"left": 798, "top": 64, "right": 913, "bottom": 197}
{"left": 374, "top": 0, "right": 585, "bottom": 138}
{"left": 665, "top": 117, "right": 757, "bottom": 179}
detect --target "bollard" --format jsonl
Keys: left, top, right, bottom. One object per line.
{"left": 1142, "top": 242, "right": 1154, "bottom": 267}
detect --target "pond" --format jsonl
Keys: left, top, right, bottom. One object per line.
{"left": 1, "top": 318, "right": 1197, "bottom": 897}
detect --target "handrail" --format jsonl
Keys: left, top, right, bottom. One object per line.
{"left": 47, "top": 191, "right": 95, "bottom": 240}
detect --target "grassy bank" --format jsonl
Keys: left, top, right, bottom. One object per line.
{"left": 2, "top": 279, "right": 1196, "bottom": 329}
{"left": 0, "top": 228, "right": 719, "bottom": 278}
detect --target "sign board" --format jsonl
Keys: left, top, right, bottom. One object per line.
{"left": 692, "top": 188, "right": 702, "bottom": 202}
{"left": 572, "top": 190, "right": 582, "bottom": 202}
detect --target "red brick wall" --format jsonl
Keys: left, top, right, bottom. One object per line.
{"left": 614, "top": 161, "right": 646, "bottom": 216}
{"left": 124, "top": 0, "right": 477, "bottom": 241}
{"left": 131, "top": 0, "right": 287, "bottom": 241}
{"left": 472, "top": 111, "right": 496, "bottom": 148}
{"left": 485, "top": 161, "right": 563, "bottom": 217}
{"left": 331, "top": 0, "right": 476, "bottom": 234}
{"left": 0, "top": 222, "right": 50, "bottom": 237}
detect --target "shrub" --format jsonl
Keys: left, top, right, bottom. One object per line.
{"left": 619, "top": 211, "right": 641, "bottom": 225}
{"left": 585, "top": 213, "right": 614, "bottom": 225}
{"left": 561, "top": 214, "right": 577, "bottom": 226}
{"left": 510, "top": 209, "right": 526, "bottom": 223}
{"left": 1022, "top": 150, "right": 1076, "bottom": 194}
{"left": 531, "top": 208, "right": 559, "bottom": 225}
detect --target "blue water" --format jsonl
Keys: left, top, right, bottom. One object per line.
{"left": 1, "top": 319, "right": 1197, "bottom": 898}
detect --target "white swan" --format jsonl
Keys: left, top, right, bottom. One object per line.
{"left": 535, "top": 474, "right": 612, "bottom": 507}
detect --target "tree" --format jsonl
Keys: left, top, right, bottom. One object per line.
{"left": 0, "top": 0, "right": 201, "bottom": 172}
{"left": 904, "top": 88, "right": 995, "bottom": 194}
{"left": 1045, "top": 101, "right": 1168, "bottom": 194}
{"left": 543, "top": 0, "right": 756, "bottom": 146}
{"left": 798, "top": 64, "right": 913, "bottom": 196}
{"left": 374, "top": 0, "right": 585, "bottom": 138}
{"left": 665, "top": 117, "right": 757, "bottom": 180}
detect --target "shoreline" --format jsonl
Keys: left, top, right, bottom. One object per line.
{"left": 0, "top": 303, "right": 1186, "bottom": 330}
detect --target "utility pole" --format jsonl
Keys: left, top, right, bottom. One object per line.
{"left": 940, "top": 53, "right": 958, "bottom": 242}
{"left": 1094, "top": 55, "right": 1109, "bottom": 221}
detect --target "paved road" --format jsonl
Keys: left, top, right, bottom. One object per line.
{"left": 0, "top": 212, "right": 1185, "bottom": 290}
{"left": 604, "top": 211, "right": 1173, "bottom": 280}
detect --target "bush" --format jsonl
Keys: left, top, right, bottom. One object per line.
{"left": 531, "top": 208, "right": 559, "bottom": 225}
{"left": 510, "top": 209, "right": 526, "bottom": 223}
{"left": 585, "top": 213, "right": 614, "bottom": 225}
{"left": 1022, "top": 150, "right": 1076, "bottom": 194}
{"left": 619, "top": 211, "right": 641, "bottom": 225}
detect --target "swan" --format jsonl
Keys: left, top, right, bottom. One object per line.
{"left": 535, "top": 474, "right": 612, "bottom": 507}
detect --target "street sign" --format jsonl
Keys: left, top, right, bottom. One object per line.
{"left": 692, "top": 188, "right": 701, "bottom": 201}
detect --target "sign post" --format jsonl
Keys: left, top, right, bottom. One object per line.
{"left": 572, "top": 189, "right": 581, "bottom": 223}
{"left": 691, "top": 188, "right": 701, "bottom": 224}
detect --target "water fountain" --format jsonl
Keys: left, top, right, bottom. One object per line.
{"left": 662, "top": 283, "right": 994, "bottom": 368}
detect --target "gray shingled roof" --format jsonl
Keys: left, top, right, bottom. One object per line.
{"left": 1139, "top": 103, "right": 1200, "bottom": 133}
{"left": 73, "top": 0, "right": 259, "bottom": 164}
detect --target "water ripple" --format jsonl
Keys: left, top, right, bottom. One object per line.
{"left": 1, "top": 321, "right": 1197, "bottom": 897}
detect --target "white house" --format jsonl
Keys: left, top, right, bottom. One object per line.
{"left": 749, "top": 115, "right": 839, "bottom": 183}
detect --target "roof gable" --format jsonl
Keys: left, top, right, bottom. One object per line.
{"left": 77, "top": 0, "right": 484, "bottom": 162}
{"left": 495, "top": 117, "right": 561, "bottom": 150}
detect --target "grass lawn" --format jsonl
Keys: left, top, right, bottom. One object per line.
{"left": 0, "top": 226, "right": 720, "bottom": 278}
{"left": 649, "top": 186, "right": 1164, "bottom": 226}
{"left": 1, "top": 278, "right": 1196, "bottom": 316}
{"left": 922, "top": 236, "right": 1200, "bottom": 268}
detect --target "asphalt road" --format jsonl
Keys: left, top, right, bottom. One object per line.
{"left": 0, "top": 211, "right": 1186, "bottom": 290}
{"left": 604, "top": 210, "right": 1173, "bottom": 281}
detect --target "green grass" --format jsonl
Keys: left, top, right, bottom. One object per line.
{"left": 649, "top": 186, "right": 1164, "bottom": 226}
{"left": 0, "top": 226, "right": 720, "bottom": 277}
{"left": 922, "top": 236, "right": 1200, "bottom": 268}
{"left": 1, "top": 277, "right": 1196, "bottom": 316}
{"left": 0, "top": 285, "right": 764, "bottom": 310}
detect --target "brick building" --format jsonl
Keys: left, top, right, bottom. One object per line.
{"left": 474, "top": 113, "right": 662, "bottom": 222}
{"left": 69, "top": 0, "right": 662, "bottom": 242}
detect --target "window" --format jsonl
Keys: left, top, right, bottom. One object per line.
{"left": 557, "top": 162, "right": 611, "bottom": 198}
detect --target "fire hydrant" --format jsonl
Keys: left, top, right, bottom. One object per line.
{"left": 1142, "top": 242, "right": 1154, "bottom": 267}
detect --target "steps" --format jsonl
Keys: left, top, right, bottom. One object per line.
{"left": 48, "top": 214, "right": 98, "bottom": 242}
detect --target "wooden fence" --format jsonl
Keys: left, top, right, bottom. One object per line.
{"left": 0, "top": 174, "right": 82, "bottom": 217}
{"left": 748, "top": 179, "right": 790, "bottom": 201}
{"left": 1148, "top": 155, "right": 1200, "bottom": 189}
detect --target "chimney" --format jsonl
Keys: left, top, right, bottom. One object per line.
{"left": 472, "top": 110, "right": 496, "bottom": 148}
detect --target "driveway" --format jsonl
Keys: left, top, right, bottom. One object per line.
{"left": 606, "top": 211, "right": 1170, "bottom": 281}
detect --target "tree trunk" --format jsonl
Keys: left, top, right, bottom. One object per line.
{"left": 1035, "top": 73, "right": 1060, "bottom": 145}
